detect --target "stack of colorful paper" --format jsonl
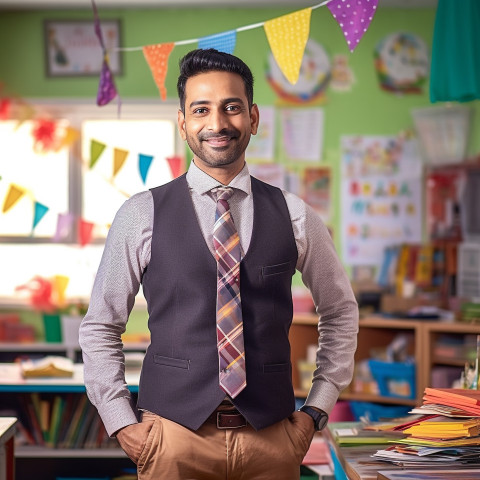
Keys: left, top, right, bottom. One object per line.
{"left": 372, "top": 387, "right": 480, "bottom": 468}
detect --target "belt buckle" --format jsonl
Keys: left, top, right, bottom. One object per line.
{"left": 216, "top": 412, "right": 247, "bottom": 429}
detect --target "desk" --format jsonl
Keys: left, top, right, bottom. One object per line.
{"left": 0, "top": 417, "right": 16, "bottom": 480}
{"left": 325, "top": 423, "right": 480, "bottom": 480}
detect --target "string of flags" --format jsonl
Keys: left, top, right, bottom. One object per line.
{"left": 1, "top": 137, "right": 184, "bottom": 243}
{"left": 92, "top": 0, "right": 378, "bottom": 106}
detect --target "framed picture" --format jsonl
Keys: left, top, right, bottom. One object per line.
{"left": 44, "top": 19, "right": 122, "bottom": 77}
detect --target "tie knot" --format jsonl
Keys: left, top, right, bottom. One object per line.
{"left": 212, "top": 186, "right": 234, "bottom": 202}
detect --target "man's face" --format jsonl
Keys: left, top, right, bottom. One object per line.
{"left": 178, "top": 71, "right": 259, "bottom": 174}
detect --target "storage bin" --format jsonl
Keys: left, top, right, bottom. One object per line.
{"left": 349, "top": 401, "right": 411, "bottom": 422}
{"left": 368, "top": 359, "right": 416, "bottom": 399}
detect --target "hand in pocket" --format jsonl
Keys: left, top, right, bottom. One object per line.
{"left": 116, "top": 421, "right": 155, "bottom": 464}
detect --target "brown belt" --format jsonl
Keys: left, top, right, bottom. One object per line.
{"left": 207, "top": 409, "right": 248, "bottom": 429}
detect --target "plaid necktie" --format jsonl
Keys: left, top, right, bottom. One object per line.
{"left": 213, "top": 187, "right": 246, "bottom": 398}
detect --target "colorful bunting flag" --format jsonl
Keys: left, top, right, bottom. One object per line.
{"left": 79, "top": 218, "right": 95, "bottom": 247}
{"left": 113, "top": 147, "right": 129, "bottom": 178}
{"left": 54, "top": 213, "right": 74, "bottom": 242}
{"left": 92, "top": 0, "right": 119, "bottom": 107}
{"left": 198, "top": 30, "right": 237, "bottom": 54}
{"left": 138, "top": 153, "right": 154, "bottom": 184}
{"left": 143, "top": 43, "right": 175, "bottom": 101}
{"left": 327, "top": 0, "right": 378, "bottom": 52}
{"left": 97, "top": 58, "right": 118, "bottom": 107}
{"left": 166, "top": 155, "right": 184, "bottom": 179}
{"left": 264, "top": 8, "right": 312, "bottom": 85}
{"left": 32, "top": 201, "right": 49, "bottom": 231}
{"left": 56, "top": 126, "right": 79, "bottom": 152}
{"left": 90, "top": 139, "right": 106, "bottom": 168}
{"left": 2, "top": 184, "right": 25, "bottom": 213}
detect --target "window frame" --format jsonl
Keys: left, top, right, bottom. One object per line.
{"left": 0, "top": 99, "right": 184, "bottom": 245}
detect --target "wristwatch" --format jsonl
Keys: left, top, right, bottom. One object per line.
{"left": 299, "top": 405, "right": 329, "bottom": 431}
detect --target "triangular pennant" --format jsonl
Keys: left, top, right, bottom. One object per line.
{"left": 32, "top": 201, "right": 49, "bottom": 231}
{"left": 97, "top": 57, "right": 118, "bottom": 107}
{"left": 328, "top": 0, "right": 378, "bottom": 52}
{"left": 2, "top": 184, "right": 26, "bottom": 213}
{"left": 198, "top": 30, "right": 237, "bottom": 54}
{"left": 113, "top": 148, "right": 129, "bottom": 178}
{"left": 143, "top": 43, "right": 175, "bottom": 101}
{"left": 138, "top": 153, "right": 154, "bottom": 184}
{"left": 90, "top": 139, "right": 106, "bottom": 169}
{"left": 91, "top": 0, "right": 106, "bottom": 50}
{"left": 264, "top": 8, "right": 312, "bottom": 85}
{"left": 78, "top": 218, "right": 95, "bottom": 247}
{"left": 54, "top": 212, "right": 74, "bottom": 242}
{"left": 166, "top": 155, "right": 184, "bottom": 179}
{"left": 55, "top": 126, "right": 79, "bottom": 152}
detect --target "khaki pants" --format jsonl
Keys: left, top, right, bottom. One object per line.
{"left": 136, "top": 411, "right": 311, "bottom": 480}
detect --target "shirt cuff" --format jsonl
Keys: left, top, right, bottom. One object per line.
{"left": 97, "top": 396, "right": 139, "bottom": 437}
{"left": 304, "top": 380, "right": 342, "bottom": 416}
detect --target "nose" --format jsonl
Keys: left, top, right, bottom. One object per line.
{"left": 208, "top": 108, "right": 228, "bottom": 132}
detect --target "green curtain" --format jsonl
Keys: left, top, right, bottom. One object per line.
{"left": 430, "top": 0, "right": 480, "bottom": 102}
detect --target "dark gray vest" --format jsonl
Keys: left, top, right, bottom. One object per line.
{"left": 139, "top": 174, "right": 298, "bottom": 430}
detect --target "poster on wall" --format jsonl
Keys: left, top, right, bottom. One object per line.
{"left": 341, "top": 135, "right": 423, "bottom": 268}
{"left": 374, "top": 32, "right": 429, "bottom": 94}
{"left": 246, "top": 106, "right": 275, "bottom": 161}
{"left": 303, "top": 167, "right": 331, "bottom": 222}
{"left": 280, "top": 108, "right": 324, "bottom": 162}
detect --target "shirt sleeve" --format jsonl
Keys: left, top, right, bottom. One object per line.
{"left": 78, "top": 191, "right": 153, "bottom": 436}
{"left": 285, "top": 192, "right": 359, "bottom": 415}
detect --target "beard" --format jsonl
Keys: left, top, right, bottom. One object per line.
{"left": 185, "top": 127, "right": 251, "bottom": 168}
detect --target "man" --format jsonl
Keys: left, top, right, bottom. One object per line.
{"left": 79, "top": 48, "right": 358, "bottom": 480}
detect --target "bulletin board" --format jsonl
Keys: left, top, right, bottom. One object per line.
{"left": 341, "top": 135, "right": 423, "bottom": 268}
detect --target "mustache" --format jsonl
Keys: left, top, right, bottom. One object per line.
{"left": 199, "top": 129, "right": 239, "bottom": 141}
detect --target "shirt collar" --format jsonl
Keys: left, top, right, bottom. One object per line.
{"left": 186, "top": 160, "right": 252, "bottom": 196}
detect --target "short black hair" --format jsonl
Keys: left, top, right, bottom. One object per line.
{"left": 177, "top": 48, "right": 254, "bottom": 113}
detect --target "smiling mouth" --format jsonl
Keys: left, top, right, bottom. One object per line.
{"left": 204, "top": 136, "right": 234, "bottom": 148}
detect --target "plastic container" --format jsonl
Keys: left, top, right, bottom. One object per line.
{"left": 349, "top": 401, "right": 411, "bottom": 422}
{"left": 368, "top": 359, "right": 416, "bottom": 399}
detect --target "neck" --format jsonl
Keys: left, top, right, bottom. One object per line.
{"left": 193, "top": 159, "right": 245, "bottom": 185}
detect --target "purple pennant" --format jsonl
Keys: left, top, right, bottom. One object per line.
{"left": 328, "top": 0, "right": 378, "bottom": 52}
{"left": 91, "top": 0, "right": 105, "bottom": 49}
{"left": 97, "top": 59, "right": 118, "bottom": 106}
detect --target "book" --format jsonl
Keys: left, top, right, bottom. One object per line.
{"left": 48, "top": 395, "right": 65, "bottom": 448}
{"left": 424, "top": 388, "right": 480, "bottom": 406}
{"left": 60, "top": 394, "right": 88, "bottom": 448}
{"left": 20, "top": 356, "right": 74, "bottom": 378}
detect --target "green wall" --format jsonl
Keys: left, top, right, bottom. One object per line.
{"left": 1, "top": 5, "right": 479, "bottom": 249}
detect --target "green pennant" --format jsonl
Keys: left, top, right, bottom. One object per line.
{"left": 90, "top": 139, "right": 106, "bottom": 169}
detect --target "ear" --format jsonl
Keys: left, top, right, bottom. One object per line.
{"left": 177, "top": 109, "right": 187, "bottom": 141}
{"left": 250, "top": 104, "right": 260, "bottom": 136}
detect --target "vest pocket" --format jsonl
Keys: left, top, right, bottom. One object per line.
{"left": 153, "top": 354, "right": 190, "bottom": 369}
{"left": 262, "top": 261, "right": 292, "bottom": 277}
{"left": 263, "top": 362, "right": 289, "bottom": 373}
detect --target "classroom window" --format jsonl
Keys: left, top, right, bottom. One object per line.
{"left": 0, "top": 102, "right": 183, "bottom": 301}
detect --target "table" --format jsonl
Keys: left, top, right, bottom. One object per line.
{"left": 0, "top": 417, "right": 16, "bottom": 480}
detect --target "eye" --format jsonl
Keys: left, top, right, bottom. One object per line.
{"left": 193, "top": 107, "right": 208, "bottom": 115}
{"left": 225, "top": 104, "right": 241, "bottom": 112}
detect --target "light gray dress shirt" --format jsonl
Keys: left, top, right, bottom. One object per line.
{"left": 79, "top": 161, "right": 359, "bottom": 436}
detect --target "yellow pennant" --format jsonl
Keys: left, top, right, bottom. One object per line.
{"left": 2, "top": 184, "right": 26, "bottom": 213}
{"left": 113, "top": 148, "right": 129, "bottom": 178}
{"left": 264, "top": 8, "right": 312, "bottom": 85}
{"left": 55, "top": 127, "right": 79, "bottom": 152}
